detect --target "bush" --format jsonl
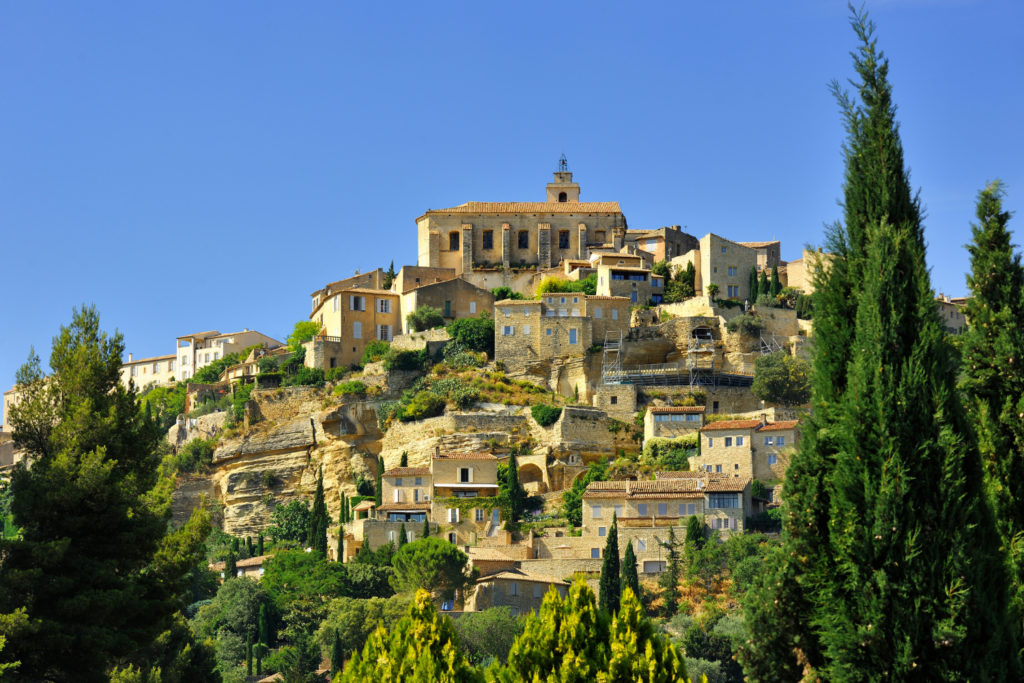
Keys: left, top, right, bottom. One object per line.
{"left": 334, "top": 380, "right": 367, "bottom": 396}
{"left": 447, "top": 313, "right": 495, "bottom": 356}
{"left": 383, "top": 348, "right": 428, "bottom": 372}
{"left": 531, "top": 404, "right": 563, "bottom": 427}
{"left": 325, "top": 367, "right": 348, "bottom": 382}
{"left": 430, "top": 378, "right": 480, "bottom": 409}
{"left": 406, "top": 305, "right": 446, "bottom": 332}
{"left": 231, "top": 382, "right": 254, "bottom": 423}
{"left": 491, "top": 286, "right": 524, "bottom": 301}
{"left": 726, "top": 313, "right": 764, "bottom": 336}
{"left": 755, "top": 294, "right": 777, "bottom": 308}
{"left": 362, "top": 340, "right": 391, "bottom": 365}
{"left": 534, "top": 273, "right": 597, "bottom": 297}
{"left": 398, "top": 391, "right": 446, "bottom": 423}
{"left": 290, "top": 366, "right": 325, "bottom": 388}
{"left": 174, "top": 436, "right": 218, "bottom": 474}
{"left": 442, "top": 340, "right": 483, "bottom": 369}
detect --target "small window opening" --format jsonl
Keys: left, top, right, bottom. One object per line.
{"left": 450, "top": 232, "right": 460, "bottom": 250}
{"left": 518, "top": 231, "right": 529, "bottom": 249}
{"left": 558, "top": 191, "right": 567, "bottom": 202}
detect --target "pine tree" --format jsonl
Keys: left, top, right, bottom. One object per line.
{"left": 769, "top": 263, "right": 781, "bottom": 298}
{"left": 959, "top": 179, "right": 1024, "bottom": 647}
{"left": 375, "top": 456, "right": 384, "bottom": 507}
{"left": 739, "top": 9, "right": 1016, "bottom": 681}
{"left": 246, "top": 632, "right": 253, "bottom": 677}
{"left": 257, "top": 533, "right": 264, "bottom": 557}
{"left": 757, "top": 269, "right": 770, "bottom": 297}
{"left": 308, "top": 465, "right": 329, "bottom": 555}
{"left": 658, "top": 525, "right": 682, "bottom": 616}
{"left": 331, "top": 629, "right": 344, "bottom": 677}
{"left": 749, "top": 265, "right": 759, "bottom": 302}
{"left": 397, "top": 523, "right": 408, "bottom": 552}
{"left": 599, "top": 513, "right": 621, "bottom": 614}
{"left": 400, "top": 451, "right": 408, "bottom": 468}
{"left": 621, "top": 539, "right": 640, "bottom": 602}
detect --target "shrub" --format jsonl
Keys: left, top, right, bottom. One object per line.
{"left": 174, "top": 436, "right": 218, "bottom": 474}
{"left": 491, "top": 286, "right": 524, "bottom": 301}
{"left": 726, "top": 313, "right": 764, "bottom": 336}
{"left": 447, "top": 313, "right": 495, "bottom": 356}
{"left": 534, "top": 273, "right": 597, "bottom": 297}
{"left": 383, "top": 348, "right": 428, "bottom": 372}
{"left": 795, "top": 292, "right": 813, "bottom": 320}
{"left": 257, "top": 357, "right": 279, "bottom": 374}
{"left": 531, "top": 404, "right": 563, "bottom": 427}
{"left": 362, "top": 340, "right": 391, "bottom": 365}
{"left": 334, "top": 380, "right": 367, "bottom": 396}
{"left": 406, "top": 305, "right": 446, "bottom": 332}
{"left": 443, "top": 341, "right": 483, "bottom": 369}
{"left": 430, "top": 378, "right": 480, "bottom": 409}
{"left": 325, "top": 367, "right": 348, "bottom": 382}
{"left": 291, "top": 366, "right": 326, "bottom": 388}
{"left": 398, "top": 391, "right": 446, "bottom": 423}
{"left": 231, "top": 382, "right": 254, "bottom": 423}
{"left": 755, "top": 294, "right": 777, "bottom": 308}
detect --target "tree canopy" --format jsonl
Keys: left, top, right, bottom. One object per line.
{"left": 750, "top": 351, "right": 812, "bottom": 407}
{"left": 389, "top": 537, "right": 479, "bottom": 603}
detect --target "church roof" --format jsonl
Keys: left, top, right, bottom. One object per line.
{"left": 419, "top": 202, "right": 621, "bottom": 221}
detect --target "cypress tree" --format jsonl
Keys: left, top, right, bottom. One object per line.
{"left": 658, "top": 525, "right": 682, "bottom": 616}
{"left": 685, "top": 514, "right": 705, "bottom": 550}
{"left": 257, "top": 533, "right": 264, "bottom": 557}
{"left": 340, "top": 491, "right": 348, "bottom": 524}
{"left": 757, "top": 269, "right": 770, "bottom": 297}
{"left": 621, "top": 539, "right": 640, "bottom": 602}
{"left": 739, "top": 9, "right": 1016, "bottom": 681}
{"left": 308, "top": 465, "right": 329, "bottom": 555}
{"left": 224, "top": 552, "right": 237, "bottom": 579}
{"left": 959, "top": 180, "right": 1024, "bottom": 646}
{"left": 231, "top": 536, "right": 240, "bottom": 554}
{"left": 598, "top": 512, "right": 621, "bottom": 614}
{"left": 400, "top": 451, "right": 408, "bottom": 467}
{"left": 246, "top": 632, "right": 253, "bottom": 677}
{"left": 749, "top": 265, "right": 759, "bottom": 302}
{"left": 375, "top": 456, "right": 384, "bottom": 507}
{"left": 769, "top": 263, "right": 781, "bottom": 298}
{"left": 258, "top": 603, "right": 269, "bottom": 648}
{"left": 331, "top": 629, "right": 344, "bottom": 677}
{"left": 505, "top": 450, "right": 525, "bottom": 523}
{"left": 397, "top": 522, "right": 408, "bottom": 552}
{"left": 423, "top": 518, "right": 430, "bottom": 538}
{"left": 336, "top": 527, "right": 344, "bottom": 563}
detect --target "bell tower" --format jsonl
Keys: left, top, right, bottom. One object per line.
{"left": 546, "top": 154, "right": 580, "bottom": 203}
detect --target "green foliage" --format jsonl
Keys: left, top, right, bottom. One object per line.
{"left": 407, "top": 305, "right": 446, "bottom": 332}
{"left": 453, "top": 607, "right": 524, "bottom": 666}
{"left": 658, "top": 525, "right": 684, "bottom": 616}
{"left": 315, "top": 594, "right": 411, "bottom": 671}
{"left": 750, "top": 351, "right": 812, "bottom": 407}
{"left": 740, "top": 10, "right": 1017, "bottom": 680}
{"left": 169, "top": 436, "right": 218, "bottom": 474}
{"left": 678, "top": 619, "right": 740, "bottom": 683}
{"left": 429, "top": 377, "right": 480, "bottom": 409}
{"left": 749, "top": 265, "right": 759, "bottom": 302}
{"left": 190, "top": 350, "right": 248, "bottom": 385}
{"left": 725, "top": 313, "right": 763, "bottom": 336}
{"left": 289, "top": 366, "right": 325, "bottom": 388}
{"left": 230, "top": 381, "right": 254, "bottom": 423}
{"left": 287, "top": 321, "right": 321, "bottom": 352}
{"left": 375, "top": 456, "right": 384, "bottom": 507}
{"left": 751, "top": 479, "right": 767, "bottom": 499}
{"left": 192, "top": 577, "right": 270, "bottom": 673}
{"left": 754, "top": 293, "right": 776, "bottom": 308}
{"left": 261, "top": 551, "right": 352, "bottom": 635}
{"left": 769, "top": 263, "right": 781, "bottom": 297}
{"left": 347, "top": 563, "right": 396, "bottom": 599}
{"left": 139, "top": 382, "right": 188, "bottom": 429}
{"left": 0, "top": 307, "right": 213, "bottom": 681}
{"left": 663, "top": 260, "right": 697, "bottom": 304}
{"left": 307, "top": 467, "right": 329, "bottom": 556}
{"left": 334, "top": 380, "right": 367, "bottom": 396}
{"left": 530, "top": 404, "right": 562, "bottom": 427}
{"left": 621, "top": 540, "right": 640, "bottom": 603}
{"left": 447, "top": 313, "right": 495, "bottom": 356}
{"left": 757, "top": 269, "right": 769, "bottom": 297}
{"left": 561, "top": 459, "right": 608, "bottom": 527}
{"left": 599, "top": 514, "right": 621, "bottom": 614}
{"left": 396, "top": 391, "right": 446, "bottom": 422}
{"left": 383, "top": 348, "right": 429, "bottom": 373}
{"left": 490, "top": 286, "right": 524, "bottom": 301}
{"left": 266, "top": 500, "right": 310, "bottom": 544}
{"left": 795, "top": 292, "right": 813, "bottom": 319}
{"left": 339, "top": 590, "right": 483, "bottom": 683}
{"left": 362, "top": 340, "right": 391, "bottom": 365}
{"left": 500, "top": 451, "right": 526, "bottom": 524}
{"left": 258, "top": 357, "right": 279, "bottom": 374}
{"left": 686, "top": 530, "right": 726, "bottom": 593}
{"left": 705, "top": 282, "right": 720, "bottom": 299}
{"left": 534, "top": 273, "right": 598, "bottom": 297}
{"left": 389, "top": 537, "right": 479, "bottom": 602}
{"left": 442, "top": 340, "right": 484, "bottom": 370}
{"left": 382, "top": 261, "right": 397, "bottom": 290}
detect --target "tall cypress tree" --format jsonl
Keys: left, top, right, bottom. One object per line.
{"left": 739, "top": 9, "right": 1015, "bottom": 681}
{"left": 400, "top": 451, "right": 408, "bottom": 467}
{"left": 621, "top": 539, "right": 640, "bottom": 602}
{"left": 340, "top": 491, "right": 347, "bottom": 525}
{"left": 397, "top": 523, "right": 408, "bottom": 552}
{"left": 959, "top": 180, "right": 1024, "bottom": 647}
{"left": 748, "top": 265, "right": 759, "bottom": 302}
{"left": 308, "top": 465, "right": 329, "bottom": 555}
{"left": 224, "top": 552, "right": 237, "bottom": 579}
{"left": 658, "top": 525, "right": 682, "bottom": 616}
{"left": 246, "top": 632, "right": 253, "bottom": 677}
{"left": 331, "top": 629, "right": 344, "bottom": 677}
{"left": 257, "top": 533, "right": 264, "bottom": 557}
{"left": 423, "top": 518, "right": 431, "bottom": 538}
{"left": 505, "top": 451, "right": 525, "bottom": 523}
{"left": 757, "top": 269, "right": 770, "bottom": 297}
{"left": 769, "top": 263, "right": 781, "bottom": 298}
{"left": 598, "top": 513, "right": 620, "bottom": 614}
{"left": 375, "top": 456, "right": 384, "bottom": 507}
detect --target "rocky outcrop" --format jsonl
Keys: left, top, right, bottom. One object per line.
{"left": 167, "top": 411, "right": 228, "bottom": 448}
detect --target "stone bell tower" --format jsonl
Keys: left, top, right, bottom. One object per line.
{"left": 546, "top": 154, "right": 580, "bottom": 203}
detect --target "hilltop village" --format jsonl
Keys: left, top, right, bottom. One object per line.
{"left": 0, "top": 158, "right": 968, "bottom": 616}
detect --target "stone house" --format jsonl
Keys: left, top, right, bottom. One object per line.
{"left": 784, "top": 248, "right": 832, "bottom": 295}
{"left": 209, "top": 554, "right": 273, "bottom": 582}
{"left": 309, "top": 269, "right": 386, "bottom": 311}
{"left": 738, "top": 241, "right": 785, "bottom": 273}
{"left": 668, "top": 234, "right": 759, "bottom": 303}
{"left": 399, "top": 278, "right": 495, "bottom": 334}
{"left": 595, "top": 262, "right": 663, "bottom": 305}
{"left": 174, "top": 329, "right": 284, "bottom": 382}
{"left": 495, "top": 300, "right": 591, "bottom": 366}
{"left": 624, "top": 226, "right": 700, "bottom": 262}
{"left": 466, "top": 568, "right": 568, "bottom": 616}
{"left": 391, "top": 266, "right": 456, "bottom": 294}
{"left": 693, "top": 416, "right": 799, "bottom": 488}
{"left": 644, "top": 405, "right": 705, "bottom": 441}
{"left": 416, "top": 162, "right": 627, "bottom": 275}
{"left": 936, "top": 294, "right": 967, "bottom": 334}
{"left": 219, "top": 345, "right": 292, "bottom": 383}
{"left": 120, "top": 353, "right": 178, "bottom": 389}
{"left": 307, "top": 288, "right": 402, "bottom": 370}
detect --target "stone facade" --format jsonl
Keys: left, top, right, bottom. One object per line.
{"left": 592, "top": 383, "right": 636, "bottom": 418}
{"left": 583, "top": 296, "right": 632, "bottom": 343}
{"left": 309, "top": 288, "right": 402, "bottom": 368}
{"left": 596, "top": 264, "right": 657, "bottom": 305}
{"left": 700, "top": 233, "right": 758, "bottom": 302}
{"left": 693, "top": 417, "right": 799, "bottom": 484}
{"left": 392, "top": 265, "right": 457, "bottom": 294}
{"left": 467, "top": 568, "right": 568, "bottom": 615}
{"left": 399, "top": 278, "right": 495, "bottom": 334}
{"left": 495, "top": 300, "right": 592, "bottom": 366}
{"left": 644, "top": 405, "right": 705, "bottom": 441}
{"left": 624, "top": 226, "right": 700, "bottom": 262}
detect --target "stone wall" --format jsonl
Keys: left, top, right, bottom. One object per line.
{"left": 167, "top": 411, "right": 228, "bottom": 448}
{"left": 390, "top": 328, "right": 450, "bottom": 353}
{"left": 303, "top": 339, "right": 349, "bottom": 372}
{"left": 592, "top": 384, "right": 636, "bottom": 420}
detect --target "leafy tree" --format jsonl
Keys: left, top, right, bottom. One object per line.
{"left": 452, "top": 607, "right": 524, "bottom": 666}
{"left": 339, "top": 590, "right": 482, "bottom": 683}
{"left": 273, "top": 637, "right": 321, "bottom": 683}
{"left": 561, "top": 459, "right": 608, "bottom": 527}
{"left": 262, "top": 550, "right": 351, "bottom": 645}
{"left": 740, "top": 9, "right": 1016, "bottom": 681}
{"left": 959, "top": 179, "right": 1024, "bottom": 643}
{"left": 390, "top": 537, "right": 479, "bottom": 603}
{"left": 0, "top": 308, "right": 211, "bottom": 682}
{"left": 397, "top": 391, "right": 445, "bottom": 422}
{"left": 190, "top": 350, "right": 247, "bottom": 385}
{"left": 315, "top": 594, "right": 410, "bottom": 667}
{"left": 491, "top": 286, "right": 524, "bottom": 301}
{"left": 266, "top": 500, "right": 310, "bottom": 544}
{"left": 193, "top": 576, "right": 269, "bottom": 673}
{"left": 307, "top": 466, "right": 329, "bottom": 555}
{"left": 769, "top": 263, "right": 781, "bottom": 298}
{"left": 347, "top": 563, "right": 396, "bottom": 599}
{"left": 407, "top": 305, "right": 446, "bottom": 332}
{"left": 750, "top": 351, "right": 812, "bottom": 407}
{"left": 447, "top": 313, "right": 495, "bottom": 356}
{"left": 680, "top": 621, "right": 740, "bottom": 683}
{"left": 287, "top": 321, "right": 321, "bottom": 352}
{"left": 725, "top": 313, "right": 763, "bottom": 336}
{"left": 621, "top": 540, "right": 640, "bottom": 602}
{"left": 658, "top": 525, "right": 683, "bottom": 616}
{"left": 705, "top": 282, "right": 720, "bottom": 299}
{"left": 603, "top": 587, "right": 688, "bottom": 683}
{"left": 748, "top": 265, "right": 759, "bottom": 302}
{"left": 599, "top": 513, "right": 621, "bottom": 614}
{"left": 245, "top": 632, "right": 253, "bottom": 677}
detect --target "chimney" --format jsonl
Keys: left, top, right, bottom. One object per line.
{"left": 435, "top": 445, "right": 441, "bottom": 459}
{"left": 672, "top": 225, "right": 681, "bottom": 231}
{"left": 760, "top": 413, "right": 768, "bottom": 427}
{"left": 128, "top": 353, "right": 133, "bottom": 362}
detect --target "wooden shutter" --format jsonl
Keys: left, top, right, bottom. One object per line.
{"left": 468, "top": 467, "right": 474, "bottom": 483}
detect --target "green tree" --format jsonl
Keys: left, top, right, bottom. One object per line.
{"left": 407, "top": 305, "right": 446, "bottom": 332}
{"left": 502, "top": 450, "right": 525, "bottom": 523}
{"left": 287, "top": 321, "right": 321, "bottom": 352}
{"left": 0, "top": 307, "right": 212, "bottom": 682}
{"left": 705, "top": 282, "right": 720, "bottom": 299}
{"left": 315, "top": 594, "right": 411, "bottom": 667}
{"left": 757, "top": 269, "right": 770, "bottom": 297}
{"left": 400, "top": 451, "right": 408, "bottom": 467}
{"left": 621, "top": 539, "right": 640, "bottom": 604}
{"left": 769, "top": 263, "right": 781, "bottom": 298}
{"left": 452, "top": 607, "right": 525, "bottom": 666}
{"left": 397, "top": 523, "right": 408, "bottom": 552}
{"left": 307, "top": 466, "right": 329, "bottom": 555}
{"left": 603, "top": 587, "right": 688, "bottom": 683}
{"left": 685, "top": 514, "right": 705, "bottom": 550}
{"left": 339, "top": 590, "right": 482, "bottom": 683}
{"left": 330, "top": 629, "right": 344, "bottom": 677}
{"left": 224, "top": 552, "right": 237, "bottom": 579}
{"left": 245, "top": 632, "right": 253, "bottom": 677}
{"left": 267, "top": 499, "right": 311, "bottom": 544}
{"left": 447, "top": 313, "right": 495, "bottom": 356}
{"left": 348, "top": 563, "right": 396, "bottom": 599}
{"left": 390, "top": 538, "right": 479, "bottom": 604}
{"left": 599, "top": 513, "right": 621, "bottom": 614}
{"left": 382, "top": 260, "right": 397, "bottom": 290}
{"left": 739, "top": 10, "right": 1016, "bottom": 681}
{"left": 375, "top": 456, "right": 384, "bottom": 507}
{"left": 748, "top": 265, "right": 758, "bottom": 302}
{"left": 422, "top": 518, "right": 430, "bottom": 538}
{"left": 658, "top": 525, "right": 683, "bottom": 616}
{"left": 959, "top": 179, "right": 1024, "bottom": 645}
{"left": 491, "top": 286, "right": 524, "bottom": 301}
{"left": 561, "top": 459, "right": 608, "bottom": 527}
{"left": 750, "top": 351, "right": 812, "bottom": 407}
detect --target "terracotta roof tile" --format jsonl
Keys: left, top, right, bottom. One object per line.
{"left": 337, "top": 288, "right": 398, "bottom": 296}
{"left": 496, "top": 300, "right": 542, "bottom": 305}
{"left": 705, "top": 477, "right": 751, "bottom": 492}
{"left": 737, "top": 241, "right": 781, "bottom": 249}
{"left": 210, "top": 554, "right": 274, "bottom": 571}
{"left": 648, "top": 406, "right": 706, "bottom": 414}
{"left": 424, "top": 202, "right": 622, "bottom": 217}
{"left": 384, "top": 467, "right": 430, "bottom": 476}
{"left": 759, "top": 421, "right": 799, "bottom": 431}
{"left": 123, "top": 354, "right": 177, "bottom": 365}
{"left": 701, "top": 419, "right": 764, "bottom": 432}
{"left": 378, "top": 503, "right": 431, "bottom": 511}
{"left": 585, "top": 295, "right": 630, "bottom": 301}
{"left": 433, "top": 452, "right": 497, "bottom": 461}
{"left": 352, "top": 500, "right": 376, "bottom": 511}
{"left": 477, "top": 567, "right": 568, "bottom": 586}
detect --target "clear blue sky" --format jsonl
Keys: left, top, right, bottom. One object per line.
{"left": 1, "top": 1, "right": 1021, "bottom": 415}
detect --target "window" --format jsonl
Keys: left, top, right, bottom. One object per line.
{"left": 591, "top": 548, "right": 601, "bottom": 559}
{"left": 518, "top": 231, "right": 529, "bottom": 249}
{"left": 483, "top": 230, "right": 493, "bottom": 250}
{"left": 350, "top": 295, "right": 366, "bottom": 311}
{"left": 638, "top": 539, "right": 647, "bottom": 552}
{"left": 612, "top": 309, "right": 618, "bottom": 320}
{"left": 658, "top": 503, "right": 667, "bottom": 516}
{"left": 152, "top": 363, "right": 160, "bottom": 373}
{"left": 708, "top": 438, "right": 713, "bottom": 447}
{"left": 558, "top": 191, "right": 567, "bottom": 202}
{"left": 559, "top": 231, "right": 569, "bottom": 249}
{"left": 591, "top": 505, "right": 602, "bottom": 518}
{"left": 688, "top": 503, "right": 696, "bottom": 515}
{"left": 475, "top": 509, "right": 484, "bottom": 522}
{"left": 395, "top": 478, "right": 403, "bottom": 486}
{"left": 449, "top": 232, "right": 460, "bottom": 250}
{"left": 614, "top": 505, "right": 623, "bottom": 517}
{"left": 524, "top": 308, "right": 530, "bottom": 317}
{"left": 736, "top": 437, "right": 744, "bottom": 446}
{"left": 764, "top": 436, "right": 774, "bottom": 446}
{"left": 470, "top": 301, "right": 476, "bottom": 314}
{"left": 534, "top": 584, "right": 543, "bottom": 598}
{"left": 414, "top": 488, "right": 419, "bottom": 502}
{"left": 715, "top": 465, "right": 723, "bottom": 473}
{"left": 712, "top": 401, "right": 719, "bottom": 412}
{"left": 459, "top": 467, "right": 472, "bottom": 483}
{"left": 569, "top": 329, "right": 577, "bottom": 344}
{"left": 448, "top": 533, "right": 457, "bottom": 544}
{"left": 415, "top": 477, "right": 422, "bottom": 486}
{"left": 571, "top": 308, "right": 580, "bottom": 317}
{"left": 130, "top": 366, "right": 138, "bottom": 377}
{"left": 444, "top": 300, "right": 451, "bottom": 317}
{"left": 407, "top": 530, "right": 415, "bottom": 543}
{"left": 688, "top": 414, "right": 699, "bottom": 421}
{"left": 721, "top": 246, "right": 727, "bottom": 253}
{"left": 573, "top": 297, "right": 579, "bottom": 304}
{"left": 610, "top": 396, "right": 617, "bottom": 405}
{"left": 594, "top": 308, "right": 602, "bottom": 319}
{"left": 522, "top": 324, "right": 532, "bottom": 335}
{"left": 728, "top": 267, "right": 737, "bottom": 277}
{"left": 353, "top": 322, "right": 362, "bottom": 339}
{"left": 768, "top": 454, "right": 778, "bottom": 465}
{"left": 560, "top": 297, "right": 566, "bottom": 304}
{"left": 725, "top": 437, "right": 732, "bottom": 447}
{"left": 378, "top": 298, "right": 392, "bottom": 313}
{"left": 204, "top": 353, "right": 210, "bottom": 362}
{"left": 546, "top": 328, "right": 552, "bottom": 336}
{"left": 679, "top": 504, "right": 686, "bottom": 515}
{"left": 708, "top": 493, "right": 739, "bottom": 508}
{"left": 389, "top": 531, "right": 396, "bottom": 543}
{"left": 169, "top": 360, "right": 175, "bottom": 371}
{"left": 714, "top": 267, "right": 718, "bottom": 274}
{"left": 502, "top": 326, "right": 514, "bottom": 336}
{"left": 181, "top": 355, "right": 189, "bottom": 366}
{"left": 213, "top": 352, "right": 219, "bottom": 361}
{"left": 598, "top": 527, "right": 607, "bottom": 537}
{"left": 333, "top": 295, "right": 340, "bottom": 312}
{"left": 378, "top": 325, "right": 393, "bottom": 341}
{"left": 631, "top": 292, "right": 638, "bottom": 303}
{"left": 638, "top": 504, "right": 648, "bottom": 516}
{"left": 776, "top": 436, "right": 786, "bottom": 446}
{"left": 504, "top": 308, "right": 511, "bottom": 318}
{"left": 558, "top": 309, "right": 568, "bottom": 317}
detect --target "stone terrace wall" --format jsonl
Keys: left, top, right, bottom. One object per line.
{"left": 391, "top": 328, "right": 450, "bottom": 353}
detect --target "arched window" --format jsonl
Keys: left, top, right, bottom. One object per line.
{"left": 558, "top": 192, "right": 567, "bottom": 202}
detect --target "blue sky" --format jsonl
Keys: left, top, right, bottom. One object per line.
{"left": 1, "top": 1, "right": 1021, "bottom": 414}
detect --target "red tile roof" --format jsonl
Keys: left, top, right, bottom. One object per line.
{"left": 384, "top": 467, "right": 430, "bottom": 476}
{"left": 648, "top": 406, "right": 706, "bottom": 414}
{"left": 585, "top": 295, "right": 630, "bottom": 301}
{"left": 738, "top": 241, "right": 780, "bottom": 249}
{"left": 210, "top": 554, "right": 274, "bottom": 571}
{"left": 477, "top": 567, "right": 568, "bottom": 586}
{"left": 434, "top": 452, "right": 497, "bottom": 461}
{"left": 701, "top": 419, "right": 764, "bottom": 432}
{"left": 759, "top": 421, "right": 799, "bottom": 431}
{"left": 378, "top": 503, "right": 431, "bottom": 511}
{"left": 423, "top": 202, "right": 622, "bottom": 218}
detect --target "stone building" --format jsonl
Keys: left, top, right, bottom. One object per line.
{"left": 935, "top": 294, "right": 967, "bottom": 334}
{"left": 416, "top": 159, "right": 627, "bottom": 275}
{"left": 784, "top": 248, "right": 832, "bottom": 294}
{"left": 391, "top": 266, "right": 456, "bottom": 294}
{"left": 668, "top": 234, "right": 759, "bottom": 303}
{"left": 693, "top": 416, "right": 799, "bottom": 489}
{"left": 738, "top": 241, "right": 785, "bottom": 272}
{"left": 307, "top": 288, "right": 402, "bottom": 369}
{"left": 466, "top": 568, "right": 568, "bottom": 616}
{"left": 624, "top": 226, "right": 700, "bottom": 262}
{"left": 209, "top": 555, "right": 273, "bottom": 582}
{"left": 121, "top": 353, "right": 178, "bottom": 388}
{"left": 593, "top": 254, "right": 664, "bottom": 305}
{"left": 399, "top": 278, "right": 495, "bottom": 334}
{"left": 219, "top": 346, "right": 293, "bottom": 383}
{"left": 173, "top": 329, "right": 284, "bottom": 383}
{"left": 309, "top": 269, "right": 387, "bottom": 309}
{"left": 644, "top": 405, "right": 705, "bottom": 441}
